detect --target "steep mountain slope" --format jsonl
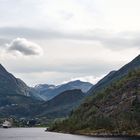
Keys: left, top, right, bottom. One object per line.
{"left": 88, "top": 55, "right": 140, "bottom": 95}
{"left": 50, "top": 69, "right": 140, "bottom": 135}
{"left": 33, "top": 80, "right": 93, "bottom": 101}
{"left": 0, "top": 94, "right": 40, "bottom": 117}
{"left": 0, "top": 64, "right": 40, "bottom": 114}
{"left": 0, "top": 64, "right": 30, "bottom": 96}
{"left": 37, "top": 89, "right": 85, "bottom": 118}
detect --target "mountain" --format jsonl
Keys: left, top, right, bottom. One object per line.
{"left": 49, "top": 68, "right": 140, "bottom": 135}
{"left": 0, "top": 64, "right": 31, "bottom": 96}
{"left": 88, "top": 55, "right": 140, "bottom": 95}
{"left": 37, "top": 89, "right": 85, "bottom": 118}
{"left": 33, "top": 80, "right": 93, "bottom": 101}
{"left": 0, "top": 94, "right": 40, "bottom": 117}
{"left": 0, "top": 89, "right": 85, "bottom": 118}
{"left": 0, "top": 64, "right": 89, "bottom": 118}
{"left": 0, "top": 64, "right": 40, "bottom": 117}
{"left": 0, "top": 64, "right": 40, "bottom": 110}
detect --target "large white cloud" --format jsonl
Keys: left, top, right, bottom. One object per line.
{"left": 6, "top": 38, "right": 43, "bottom": 56}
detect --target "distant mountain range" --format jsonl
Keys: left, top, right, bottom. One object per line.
{"left": 32, "top": 80, "right": 93, "bottom": 101}
{"left": 0, "top": 64, "right": 92, "bottom": 118}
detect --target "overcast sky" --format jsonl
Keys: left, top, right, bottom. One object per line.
{"left": 0, "top": 0, "right": 140, "bottom": 86}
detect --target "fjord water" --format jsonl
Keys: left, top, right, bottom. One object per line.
{"left": 0, "top": 128, "right": 138, "bottom": 140}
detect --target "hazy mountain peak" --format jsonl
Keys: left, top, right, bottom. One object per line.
{"left": 35, "top": 84, "right": 56, "bottom": 89}
{"left": 32, "top": 80, "right": 93, "bottom": 101}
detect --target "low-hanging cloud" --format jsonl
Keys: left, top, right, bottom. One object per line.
{"left": 6, "top": 38, "right": 43, "bottom": 56}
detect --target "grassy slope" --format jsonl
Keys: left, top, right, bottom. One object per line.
{"left": 36, "top": 89, "right": 85, "bottom": 119}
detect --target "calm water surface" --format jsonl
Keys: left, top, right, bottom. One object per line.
{"left": 0, "top": 128, "right": 138, "bottom": 140}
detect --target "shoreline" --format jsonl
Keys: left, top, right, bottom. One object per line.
{"left": 48, "top": 130, "right": 140, "bottom": 138}
{"left": 1, "top": 127, "right": 140, "bottom": 137}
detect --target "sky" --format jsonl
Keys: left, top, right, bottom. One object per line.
{"left": 0, "top": 0, "right": 140, "bottom": 86}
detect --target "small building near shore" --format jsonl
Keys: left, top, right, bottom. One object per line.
{"left": 2, "top": 120, "right": 12, "bottom": 128}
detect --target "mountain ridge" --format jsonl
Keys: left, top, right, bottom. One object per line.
{"left": 37, "top": 89, "right": 85, "bottom": 118}
{"left": 33, "top": 80, "right": 93, "bottom": 101}
{"left": 49, "top": 67, "right": 140, "bottom": 135}
{"left": 88, "top": 55, "right": 140, "bottom": 95}
{"left": 0, "top": 64, "right": 31, "bottom": 96}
